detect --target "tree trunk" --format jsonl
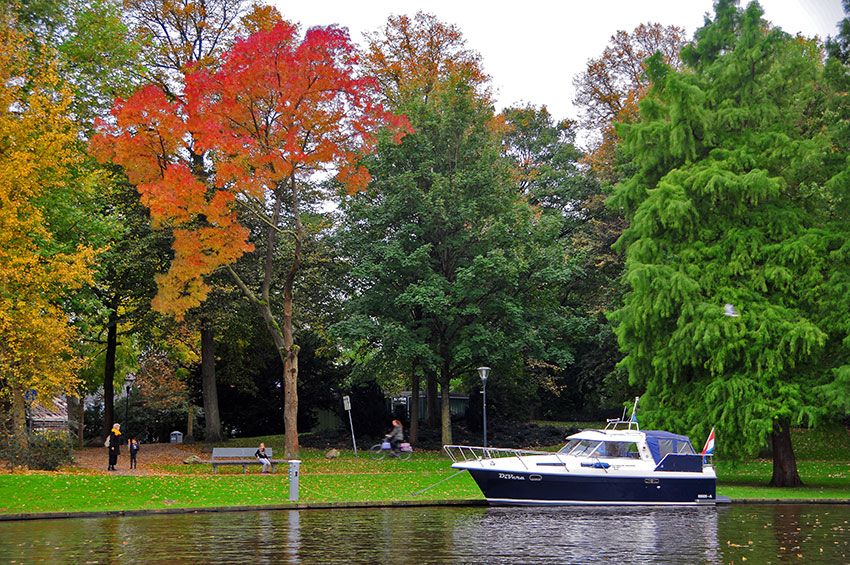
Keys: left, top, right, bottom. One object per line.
{"left": 769, "top": 418, "right": 803, "bottom": 487}
{"left": 440, "top": 379, "right": 452, "bottom": 446}
{"left": 280, "top": 176, "right": 304, "bottom": 459}
{"left": 186, "top": 404, "right": 194, "bottom": 442}
{"left": 409, "top": 362, "right": 420, "bottom": 444}
{"left": 282, "top": 293, "right": 299, "bottom": 459}
{"left": 102, "top": 305, "right": 118, "bottom": 437}
{"left": 226, "top": 279, "right": 299, "bottom": 458}
{"left": 440, "top": 360, "right": 452, "bottom": 446}
{"left": 78, "top": 398, "right": 85, "bottom": 448}
{"left": 426, "top": 370, "right": 438, "bottom": 427}
{"left": 66, "top": 396, "right": 84, "bottom": 448}
{"left": 10, "top": 385, "right": 28, "bottom": 452}
{"left": 224, "top": 178, "right": 301, "bottom": 458}
{"left": 0, "top": 390, "right": 7, "bottom": 435}
{"left": 200, "top": 324, "right": 222, "bottom": 442}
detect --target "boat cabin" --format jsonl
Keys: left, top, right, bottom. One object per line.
{"left": 558, "top": 429, "right": 698, "bottom": 468}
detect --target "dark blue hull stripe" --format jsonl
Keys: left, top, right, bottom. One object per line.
{"left": 467, "top": 469, "right": 716, "bottom": 505}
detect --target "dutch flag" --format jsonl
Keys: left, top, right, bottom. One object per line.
{"left": 701, "top": 427, "right": 716, "bottom": 455}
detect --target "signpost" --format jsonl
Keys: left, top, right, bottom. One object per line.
{"left": 343, "top": 395, "right": 357, "bottom": 455}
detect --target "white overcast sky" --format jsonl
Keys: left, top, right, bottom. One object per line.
{"left": 272, "top": 0, "right": 845, "bottom": 122}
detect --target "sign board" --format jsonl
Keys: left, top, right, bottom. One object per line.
{"left": 342, "top": 395, "right": 357, "bottom": 454}
{"left": 24, "top": 389, "right": 37, "bottom": 401}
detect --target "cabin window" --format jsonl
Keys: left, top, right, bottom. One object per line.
{"left": 676, "top": 441, "right": 695, "bottom": 454}
{"left": 657, "top": 438, "right": 695, "bottom": 458}
{"left": 559, "top": 439, "right": 602, "bottom": 456}
{"left": 559, "top": 440, "right": 640, "bottom": 459}
{"left": 600, "top": 441, "right": 640, "bottom": 459}
{"left": 558, "top": 440, "right": 582, "bottom": 454}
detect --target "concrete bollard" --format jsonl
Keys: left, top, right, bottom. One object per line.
{"left": 288, "top": 460, "right": 301, "bottom": 502}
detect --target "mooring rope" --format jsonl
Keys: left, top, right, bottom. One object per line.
{"left": 410, "top": 470, "right": 467, "bottom": 497}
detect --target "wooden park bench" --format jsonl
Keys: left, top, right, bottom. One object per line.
{"left": 210, "top": 447, "right": 283, "bottom": 474}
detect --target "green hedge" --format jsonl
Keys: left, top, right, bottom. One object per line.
{"left": 0, "top": 430, "right": 75, "bottom": 470}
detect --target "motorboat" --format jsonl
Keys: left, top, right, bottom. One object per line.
{"left": 444, "top": 404, "right": 716, "bottom": 506}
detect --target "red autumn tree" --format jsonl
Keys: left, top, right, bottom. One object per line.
{"left": 93, "top": 21, "right": 410, "bottom": 456}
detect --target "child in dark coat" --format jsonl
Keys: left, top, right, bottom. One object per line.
{"left": 129, "top": 438, "right": 139, "bottom": 469}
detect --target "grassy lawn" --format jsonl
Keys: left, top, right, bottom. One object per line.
{"left": 717, "top": 460, "right": 850, "bottom": 499}
{"left": 712, "top": 425, "right": 850, "bottom": 498}
{"left": 0, "top": 423, "right": 847, "bottom": 516}
{"left": 0, "top": 450, "right": 482, "bottom": 515}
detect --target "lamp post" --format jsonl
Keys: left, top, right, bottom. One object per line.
{"left": 124, "top": 373, "right": 136, "bottom": 435}
{"left": 477, "top": 367, "right": 490, "bottom": 447}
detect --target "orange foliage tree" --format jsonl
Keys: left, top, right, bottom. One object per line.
{"left": 573, "top": 23, "right": 686, "bottom": 182}
{"left": 0, "top": 22, "right": 96, "bottom": 448}
{"left": 118, "top": 0, "right": 271, "bottom": 443}
{"left": 363, "top": 11, "right": 488, "bottom": 107}
{"left": 94, "top": 21, "right": 409, "bottom": 456}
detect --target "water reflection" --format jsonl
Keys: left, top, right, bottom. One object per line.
{"left": 452, "top": 506, "right": 721, "bottom": 563}
{"left": 0, "top": 504, "right": 848, "bottom": 563}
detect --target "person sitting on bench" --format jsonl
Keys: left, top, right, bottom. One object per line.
{"left": 255, "top": 442, "right": 272, "bottom": 474}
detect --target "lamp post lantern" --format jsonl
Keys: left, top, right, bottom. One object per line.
{"left": 477, "top": 367, "right": 490, "bottom": 447}
{"left": 124, "top": 373, "right": 136, "bottom": 436}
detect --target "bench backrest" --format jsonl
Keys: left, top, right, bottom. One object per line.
{"left": 212, "top": 447, "right": 273, "bottom": 459}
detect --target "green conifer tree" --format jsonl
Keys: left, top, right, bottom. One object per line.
{"left": 609, "top": 0, "right": 849, "bottom": 486}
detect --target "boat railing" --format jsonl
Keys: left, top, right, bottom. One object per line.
{"left": 443, "top": 445, "right": 557, "bottom": 470}
{"left": 604, "top": 417, "right": 640, "bottom": 431}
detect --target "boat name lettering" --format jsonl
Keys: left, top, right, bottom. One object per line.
{"left": 498, "top": 473, "right": 526, "bottom": 481}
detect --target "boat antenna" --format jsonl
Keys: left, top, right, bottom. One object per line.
{"left": 620, "top": 405, "right": 627, "bottom": 422}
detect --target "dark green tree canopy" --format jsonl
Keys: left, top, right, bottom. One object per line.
{"left": 334, "top": 77, "right": 581, "bottom": 435}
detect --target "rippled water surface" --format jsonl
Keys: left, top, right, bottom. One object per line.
{"left": 1, "top": 504, "right": 849, "bottom": 563}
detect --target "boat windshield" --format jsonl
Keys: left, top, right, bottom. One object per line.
{"left": 559, "top": 440, "right": 641, "bottom": 459}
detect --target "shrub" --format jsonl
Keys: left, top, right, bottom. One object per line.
{"left": 25, "top": 431, "right": 75, "bottom": 470}
{"left": 0, "top": 431, "right": 74, "bottom": 471}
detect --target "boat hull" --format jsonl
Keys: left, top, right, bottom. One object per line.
{"left": 464, "top": 468, "right": 716, "bottom": 506}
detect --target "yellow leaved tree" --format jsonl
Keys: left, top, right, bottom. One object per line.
{"left": 0, "top": 20, "right": 96, "bottom": 450}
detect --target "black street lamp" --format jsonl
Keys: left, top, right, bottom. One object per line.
{"left": 124, "top": 373, "right": 136, "bottom": 436}
{"left": 477, "top": 367, "right": 490, "bottom": 447}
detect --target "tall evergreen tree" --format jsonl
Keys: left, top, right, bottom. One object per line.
{"left": 609, "top": 0, "right": 848, "bottom": 486}
{"left": 818, "top": 1, "right": 850, "bottom": 418}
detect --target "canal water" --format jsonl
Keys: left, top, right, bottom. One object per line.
{"left": 0, "top": 504, "right": 848, "bottom": 563}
